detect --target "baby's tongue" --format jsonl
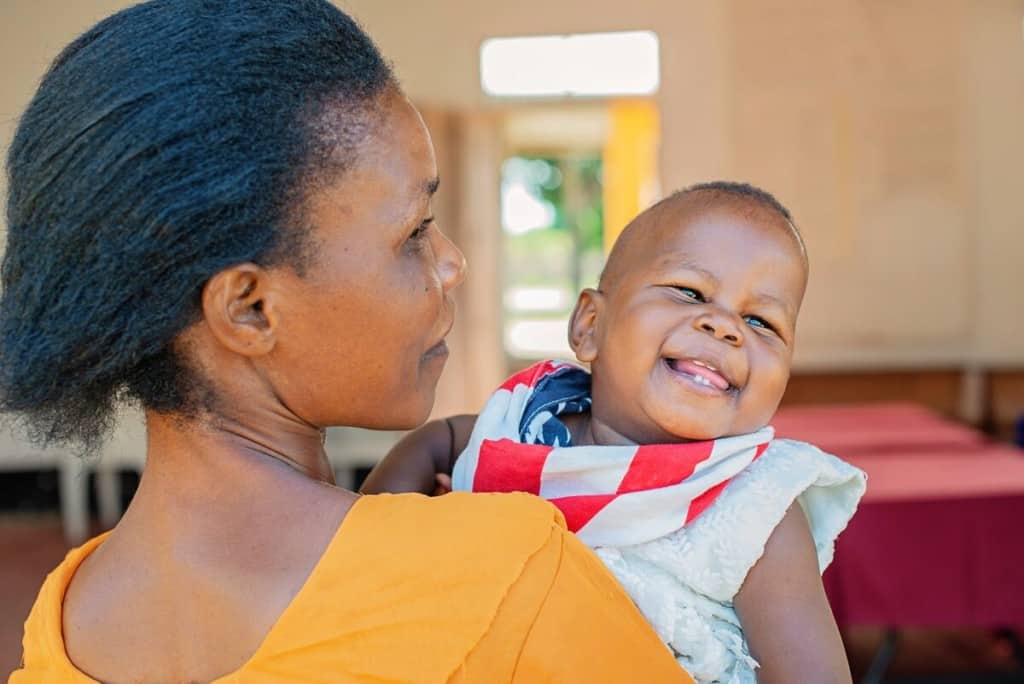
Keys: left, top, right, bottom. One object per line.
{"left": 671, "top": 359, "right": 730, "bottom": 390}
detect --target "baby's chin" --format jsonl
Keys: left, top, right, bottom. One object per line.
{"left": 654, "top": 419, "right": 769, "bottom": 443}
{"left": 661, "top": 430, "right": 727, "bottom": 443}
{"left": 590, "top": 409, "right": 769, "bottom": 445}
{"left": 617, "top": 422, "right": 727, "bottom": 444}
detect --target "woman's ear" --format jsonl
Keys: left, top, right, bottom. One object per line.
{"left": 201, "top": 264, "right": 279, "bottom": 356}
{"left": 568, "top": 288, "right": 604, "bottom": 363}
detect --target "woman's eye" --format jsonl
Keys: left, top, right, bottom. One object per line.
{"left": 408, "top": 217, "right": 434, "bottom": 243}
{"left": 673, "top": 286, "right": 704, "bottom": 302}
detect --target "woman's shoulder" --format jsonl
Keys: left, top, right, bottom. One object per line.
{"left": 12, "top": 533, "right": 110, "bottom": 681}
{"left": 359, "top": 489, "right": 566, "bottom": 529}
{"left": 12, "top": 493, "right": 688, "bottom": 683}
{"left": 262, "top": 491, "right": 687, "bottom": 683}
{"left": 343, "top": 491, "right": 570, "bottom": 571}
{"left": 234, "top": 492, "right": 584, "bottom": 681}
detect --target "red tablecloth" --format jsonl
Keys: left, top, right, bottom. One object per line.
{"left": 823, "top": 446, "right": 1024, "bottom": 628}
{"left": 772, "top": 402, "right": 986, "bottom": 456}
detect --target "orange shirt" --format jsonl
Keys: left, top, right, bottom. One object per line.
{"left": 10, "top": 492, "right": 691, "bottom": 683}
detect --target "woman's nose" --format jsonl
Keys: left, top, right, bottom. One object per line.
{"left": 693, "top": 310, "right": 744, "bottom": 346}
{"left": 434, "top": 227, "right": 467, "bottom": 292}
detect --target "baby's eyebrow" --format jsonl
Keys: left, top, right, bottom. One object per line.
{"left": 656, "top": 255, "right": 719, "bottom": 283}
{"left": 751, "top": 292, "right": 795, "bottom": 319}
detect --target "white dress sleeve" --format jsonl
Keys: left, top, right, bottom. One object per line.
{"left": 594, "top": 439, "right": 867, "bottom": 684}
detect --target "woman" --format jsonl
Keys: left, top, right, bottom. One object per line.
{"left": 2, "top": 1, "right": 690, "bottom": 682}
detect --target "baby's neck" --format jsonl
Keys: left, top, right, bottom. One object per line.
{"left": 561, "top": 409, "right": 736, "bottom": 446}
{"left": 561, "top": 410, "right": 676, "bottom": 447}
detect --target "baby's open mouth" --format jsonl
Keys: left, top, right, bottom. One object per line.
{"left": 664, "top": 357, "right": 735, "bottom": 392}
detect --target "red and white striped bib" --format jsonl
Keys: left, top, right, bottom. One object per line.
{"left": 451, "top": 360, "right": 773, "bottom": 547}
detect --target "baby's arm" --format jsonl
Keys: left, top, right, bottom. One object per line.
{"left": 359, "top": 414, "right": 477, "bottom": 495}
{"left": 733, "top": 504, "right": 852, "bottom": 684}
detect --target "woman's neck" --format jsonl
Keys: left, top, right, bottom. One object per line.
{"left": 155, "top": 408, "right": 333, "bottom": 476}
{"left": 120, "top": 409, "right": 340, "bottom": 534}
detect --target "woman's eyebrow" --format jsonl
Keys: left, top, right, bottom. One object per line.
{"left": 403, "top": 176, "right": 439, "bottom": 223}
{"left": 423, "top": 175, "right": 440, "bottom": 197}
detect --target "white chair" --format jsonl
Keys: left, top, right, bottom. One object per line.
{"left": 0, "top": 425, "right": 91, "bottom": 545}
{"left": 93, "top": 407, "right": 147, "bottom": 529}
{"left": 92, "top": 420, "right": 398, "bottom": 525}
{"left": 325, "top": 427, "right": 402, "bottom": 490}
{"left": 0, "top": 408, "right": 147, "bottom": 544}
{"left": 1, "top": 418, "right": 400, "bottom": 544}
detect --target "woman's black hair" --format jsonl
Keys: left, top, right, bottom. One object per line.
{"left": 1, "top": 0, "right": 395, "bottom": 451}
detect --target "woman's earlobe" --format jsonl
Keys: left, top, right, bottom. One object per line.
{"left": 568, "top": 288, "right": 602, "bottom": 363}
{"left": 201, "top": 264, "right": 277, "bottom": 356}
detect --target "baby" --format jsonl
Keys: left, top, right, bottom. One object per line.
{"left": 363, "top": 182, "right": 865, "bottom": 684}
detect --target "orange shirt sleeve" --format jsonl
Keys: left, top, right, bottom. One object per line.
{"left": 455, "top": 515, "right": 693, "bottom": 684}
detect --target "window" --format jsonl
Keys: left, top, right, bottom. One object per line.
{"left": 501, "top": 154, "right": 604, "bottom": 359}
{"left": 481, "top": 31, "right": 660, "bottom": 98}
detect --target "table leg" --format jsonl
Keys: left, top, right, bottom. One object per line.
{"left": 58, "top": 458, "right": 89, "bottom": 546}
{"left": 861, "top": 628, "right": 900, "bottom": 684}
{"left": 994, "top": 628, "right": 1024, "bottom": 668}
{"left": 96, "top": 466, "right": 122, "bottom": 529}
{"left": 333, "top": 466, "right": 356, "bottom": 492}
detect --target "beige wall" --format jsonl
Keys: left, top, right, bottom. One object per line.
{"left": 2, "top": 0, "right": 1022, "bottom": 374}
{"left": 345, "top": 0, "right": 1024, "bottom": 370}
{"left": 0, "top": 1, "right": 136, "bottom": 229}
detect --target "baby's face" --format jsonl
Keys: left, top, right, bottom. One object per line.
{"left": 575, "top": 203, "right": 807, "bottom": 443}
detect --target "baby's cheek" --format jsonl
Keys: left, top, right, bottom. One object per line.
{"left": 754, "top": 345, "right": 790, "bottom": 387}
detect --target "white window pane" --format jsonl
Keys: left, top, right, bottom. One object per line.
{"left": 481, "top": 31, "right": 659, "bottom": 98}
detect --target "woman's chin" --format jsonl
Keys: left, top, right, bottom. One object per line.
{"left": 389, "top": 412, "right": 433, "bottom": 431}
{"left": 362, "top": 398, "right": 436, "bottom": 432}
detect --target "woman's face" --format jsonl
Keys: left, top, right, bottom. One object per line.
{"left": 267, "top": 91, "right": 465, "bottom": 430}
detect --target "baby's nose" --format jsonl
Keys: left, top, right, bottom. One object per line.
{"left": 694, "top": 312, "right": 743, "bottom": 346}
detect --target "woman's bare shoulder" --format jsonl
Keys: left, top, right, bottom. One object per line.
{"left": 56, "top": 481, "right": 357, "bottom": 682}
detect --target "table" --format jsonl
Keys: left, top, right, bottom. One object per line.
{"left": 823, "top": 445, "right": 1024, "bottom": 629}
{"left": 772, "top": 402, "right": 986, "bottom": 456}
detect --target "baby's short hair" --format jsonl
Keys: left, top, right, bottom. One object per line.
{"left": 666, "top": 180, "right": 794, "bottom": 224}
{"left": 599, "top": 180, "right": 806, "bottom": 290}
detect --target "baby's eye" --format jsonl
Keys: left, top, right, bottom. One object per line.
{"left": 672, "top": 286, "right": 705, "bottom": 302}
{"left": 744, "top": 315, "right": 775, "bottom": 332}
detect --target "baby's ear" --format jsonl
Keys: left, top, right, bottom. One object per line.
{"left": 568, "top": 288, "right": 604, "bottom": 363}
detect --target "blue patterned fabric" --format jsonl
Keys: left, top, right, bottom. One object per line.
{"left": 518, "top": 363, "right": 592, "bottom": 447}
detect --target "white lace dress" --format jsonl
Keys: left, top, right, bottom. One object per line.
{"left": 592, "top": 439, "right": 866, "bottom": 684}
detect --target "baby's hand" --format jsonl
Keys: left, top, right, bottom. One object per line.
{"left": 433, "top": 473, "right": 452, "bottom": 496}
